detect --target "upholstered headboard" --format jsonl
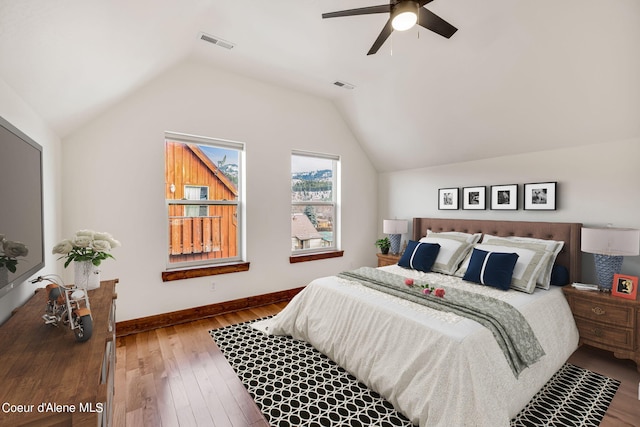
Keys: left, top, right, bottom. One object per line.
{"left": 412, "top": 218, "right": 582, "bottom": 284}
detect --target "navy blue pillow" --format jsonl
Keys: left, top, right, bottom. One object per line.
{"left": 398, "top": 240, "right": 441, "bottom": 272}
{"left": 462, "top": 248, "right": 519, "bottom": 290}
{"left": 550, "top": 265, "right": 569, "bottom": 286}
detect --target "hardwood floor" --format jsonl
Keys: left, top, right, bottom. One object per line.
{"left": 115, "top": 303, "right": 640, "bottom": 427}
{"left": 567, "top": 346, "right": 640, "bottom": 427}
{"left": 114, "top": 303, "right": 286, "bottom": 427}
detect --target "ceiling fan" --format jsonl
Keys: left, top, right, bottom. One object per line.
{"left": 322, "top": 0, "right": 457, "bottom": 55}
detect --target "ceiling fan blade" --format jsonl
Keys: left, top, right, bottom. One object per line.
{"left": 417, "top": 8, "right": 458, "bottom": 38}
{"left": 418, "top": 0, "right": 435, "bottom": 5}
{"left": 367, "top": 19, "right": 394, "bottom": 55}
{"left": 322, "top": 4, "right": 391, "bottom": 19}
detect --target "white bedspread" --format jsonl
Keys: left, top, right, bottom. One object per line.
{"left": 258, "top": 265, "right": 579, "bottom": 427}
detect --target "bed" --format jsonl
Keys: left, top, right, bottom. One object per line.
{"left": 260, "top": 218, "right": 582, "bottom": 426}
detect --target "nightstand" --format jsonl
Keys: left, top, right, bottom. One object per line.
{"left": 377, "top": 253, "right": 401, "bottom": 267}
{"left": 563, "top": 286, "right": 640, "bottom": 372}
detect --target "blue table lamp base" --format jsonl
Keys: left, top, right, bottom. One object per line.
{"left": 389, "top": 234, "right": 401, "bottom": 254}
{"left": 593, "top": 254, "right": 623, "bottom": 291}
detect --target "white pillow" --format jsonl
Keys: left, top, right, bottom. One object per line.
{"left": 456, "top": 242, "right": 551, "bottom": 294}
{"left": 481, "top": 235, "right": 564, "bottom": 290}
{"left": 427, "top": 229, "right": 482, "bottom": 244}
{"left": 419, "top": 232, "right": 475, "bottom": 275}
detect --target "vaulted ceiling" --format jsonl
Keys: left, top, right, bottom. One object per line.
{"left": 1, "top": 0, "right": 638, "bottom": 172}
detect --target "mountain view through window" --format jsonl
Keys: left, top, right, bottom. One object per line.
{"left": 291, "top": 153, "right": 338, "bottom": 253}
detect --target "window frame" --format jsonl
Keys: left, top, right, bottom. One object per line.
{"left": 165, "top": 131, "right": 245, "bottom": 271}
{"left": 290, "top": 150, "right": 341, "bottom": 257}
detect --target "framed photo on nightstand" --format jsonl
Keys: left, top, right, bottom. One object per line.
{"left": 612, "top": 273, "right": 638, "bottom": 300}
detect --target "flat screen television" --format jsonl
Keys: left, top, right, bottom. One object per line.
{"left": 0, "top": 116, "right": 45, "bottom": 295}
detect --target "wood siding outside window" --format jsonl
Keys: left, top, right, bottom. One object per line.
{"left": 165, "top": 134, "right": 243, "bottom": 271}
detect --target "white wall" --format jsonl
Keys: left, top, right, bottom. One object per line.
{"left": 62, "top": 59, "right": 378, "bottom": 322}
{"left": 378, "top": 139, "right": 640, "bottom": 283}
{"left": 0, "top": 78, "right": 62, "bottom": 323}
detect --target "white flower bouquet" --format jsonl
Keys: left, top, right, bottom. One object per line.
{"left": 0, "top": 234, "right": 29, "bottom": 273}
{"left": 52, "top": 230, "right": 121, "bottom": 268}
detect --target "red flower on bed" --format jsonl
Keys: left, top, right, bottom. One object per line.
{"left": 412, "top": 282, "right": 443, "bottom": 298}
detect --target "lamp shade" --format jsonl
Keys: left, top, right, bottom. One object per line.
{"left": 383, "top": 219, "right": 408, "bottom": 235}
{"left": 391, "top": 1, "right": 419, "bottom": 31}
{"left": 581, "top": 227, "right": 640, "bottom": 256}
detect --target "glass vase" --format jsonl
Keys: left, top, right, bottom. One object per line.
{"left": 74, "top": 260, "right": 101, "bottom": 290}
{"left": 0, "top": 265, "right": 8, "bottom": 287}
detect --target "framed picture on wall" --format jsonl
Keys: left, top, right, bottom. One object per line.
{"left": 524, "top": 182, "right": 556, "bottom": 210}
{"left": 490, "top": 184, "right": 518, "bottom": 210}
{"left": 612, "top": 274, "right": 638, "bottom": 300}
{"left": 438, "top": 188, "right": 459, "bottom": 210}
{"left": 462, "top": 186, "right": 486, "bottom": 210}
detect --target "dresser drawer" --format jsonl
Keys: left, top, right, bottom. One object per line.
{"left": 574, "top": 318, "right": 635, "bottom": 351}
{"left": 571, "top": 296, "right": 634, "bottom": 327}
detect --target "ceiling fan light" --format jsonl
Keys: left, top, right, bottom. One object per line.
{"left": 392, "top": 2, "right": 419, "bottom": 31}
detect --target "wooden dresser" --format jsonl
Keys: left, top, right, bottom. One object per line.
{"left": 0, "top": 279, "right": 118, "bottom": 426}
{"left": 563, "top": 286, "right": 639, "bottom": 372}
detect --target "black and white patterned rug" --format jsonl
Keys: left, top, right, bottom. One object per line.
{"left": 210, "top": 318, "right": 620, "bottom": 427}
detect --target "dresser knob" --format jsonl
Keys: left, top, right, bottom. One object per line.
{"left": 591, "top": 306, "right": 606, "bottom": 315}
{"left": 592, "top": 328, "right": 604, "bottom": 337}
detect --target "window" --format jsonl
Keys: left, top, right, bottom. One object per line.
{"left": 165, "top": 132, "right": 244, "bottom": 269}
{"left": 184, "top": 185, "right": 209, "bottom": 217}
{"left": 291, "top": 150, "right": 340, "bottom": 255}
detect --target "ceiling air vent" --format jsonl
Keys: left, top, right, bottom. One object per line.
{"left": 199, "top": 32, "right": 235, "bottom": 50}
{"left": 333, "top": 81, "right": 355, "bottom": 90}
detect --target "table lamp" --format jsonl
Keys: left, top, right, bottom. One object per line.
{"left": 581, "top": 226, "right": 640, "bottom": 290}
{"left": 383, "top": 219, "right": 408, "bottom": 255}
